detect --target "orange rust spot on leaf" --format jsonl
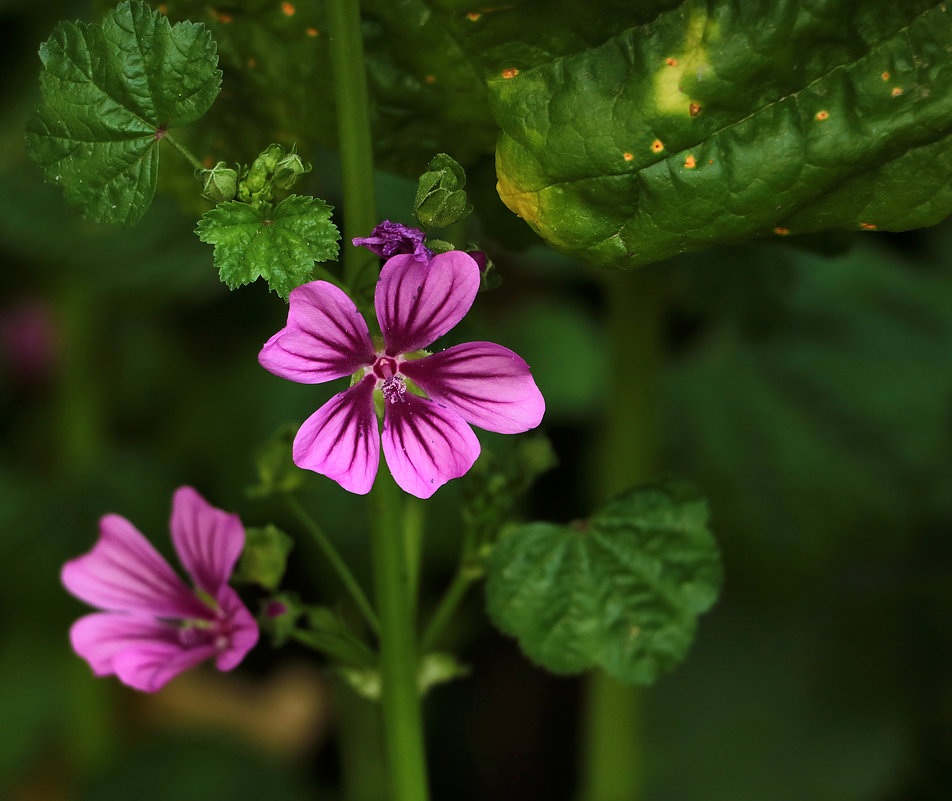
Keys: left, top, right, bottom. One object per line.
{"left": 501, "top": 68, "right": 519, "bottom": 79}
{"left": 774, "top": 226, "right": 789, "bottom": 236}
{"left": 623, "top": 152, "right": 634, "bottom": 162}
{"left": 684, "top": 155, "right": 696, "bottom": 169}
{"left": 815, "top": 110, "right": 829, "bottom": 121}
{"left": 425, "top": 75, "right": 436, "bottom": 84}
{"left": 891, "top": 86, "right": 903, "bottom": 96}
{"left": 860, "top": 222, "right": 877, "bottom": 230}
{"left": 281, "top": 1, "right": 296, "bottom": 15}
{"left": 467, "top": 11, "right": 482, "bottom": 20}
{"left": 689, "top": 103, "right": 701, "bottom": 117}
{"left": 306, "top": 27, "right": 319, "bottom": 36}
{"left": 665, "top": 57, "right": 678, "bottom": 66}
{"left": 881, "top": 71, "right": 890, "bottom": 81}
{"left": 650, "top": 139, "right": 664, "bottom": 153}
{"left": 708, "top": 159, "right": 714, "bottom": 164}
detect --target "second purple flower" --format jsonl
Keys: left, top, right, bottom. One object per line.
{"left": 259, "top": 251, "right": 545, "bottom": 498}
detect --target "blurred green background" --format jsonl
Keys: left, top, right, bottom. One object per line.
{"left": 3, "top": 2, "right": 952, "bottom": 800}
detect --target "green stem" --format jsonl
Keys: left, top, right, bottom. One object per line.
{"left": 163, "top": 131, "right": 204, "bottom": 172}
{"left": 419, "top": 568, "right": 475, "bottom": 653}
{"left": 577, "top": 267, "right": 668, "bottom": 801}
{"left": 326, "top": 0, "right": 378, "bottom": 297}
{"left": 286, "top": 494, "right": 380, "bottom": 634}
{"left": 369, "top": 471, "right": 430, "bottom": 801}
{"left": 403, "top": 496, "right": 425, "bottom": 605}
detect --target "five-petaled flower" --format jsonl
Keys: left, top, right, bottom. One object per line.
{"left": 61, "top": 487, "right": 259, "bottom": 692}
{"left": 258, "top": 250, "right": 545, "bottom": 498}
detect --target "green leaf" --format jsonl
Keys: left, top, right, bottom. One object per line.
{"left": 485, "top": 478, "right": 722, "bottom": 684}
{"left": 447, "top": 0, "right": 952, "bottom": 266}
{"left": 233, "top": 524, "right": 293, "bottom": 591}
{"left": 26, "top": 1, "right": 221, "bottom": 226}
{"left": 195, "top": 195, "right": 340, "bottom": 297}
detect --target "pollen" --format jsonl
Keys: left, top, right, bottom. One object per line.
{"left": 651, "top": 139, "right": 664, "bottom": 153}
{"left": 623, "top": 152, "right": 634, "bottom": 162}
{"left": 815, "top": 110, "right": 829, "bottom": 121}
{"left": 665, "top": 57, "right": 678, "bottom": 66}
{"left": 684, "top": 154, "right": 696, "bottom": 169}
{"left": 306, "top": 27, "right": 319, "bottom": 36}
{"left": 467, "top": 11, "right": 481, "bottom": 20}
{"left": 501, "top": 68, "right": 519, "bottom": 79}
{"left": 891, "top": 86, "right": 903, "bottom": 96}
{"left": 281, "top": 1, "right": 295, "bottom": 15}
{"left": 774, "top": 226, "right": 789, "bottom": 235}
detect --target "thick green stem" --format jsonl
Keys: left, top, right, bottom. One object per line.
{"left": 369, "top": 471, "right": 430, "bottom": 800}
{"left": 326, "top": 0, "right": 377, "bottom": 297}
{"left": 578, "top": 267, "right": 668, "bottom": 801}
{"left": 286, "top": 494, "right": 380, "bottom": 634}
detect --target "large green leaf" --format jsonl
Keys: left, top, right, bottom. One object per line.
{"left": 25, "top": 1, "right": 220, "bottom": 226}
{"left": 485, "top": 479, "right": 722, "bottom": 684}
{"left": 433, "top": 0, "right": 952, "bottom": 266}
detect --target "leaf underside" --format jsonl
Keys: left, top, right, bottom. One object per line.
{"left": 485, "top": 478, "right": 722, "bottom": 685}
{"left": 26, "top": 0, "right": 221, "bottom": 226}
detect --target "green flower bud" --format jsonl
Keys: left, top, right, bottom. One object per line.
{"left": 413, "top": 153, "right": 473, "bottom": 229}
{"left": 244, "top": 143, "right": 285, "bottom": 194}
{"left": 273, "top": 151, "right": 311, "bottom": 192}
{"left": 198, "top": 161, "right": 238, "bottom": 203}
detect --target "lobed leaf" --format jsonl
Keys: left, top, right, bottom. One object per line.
{"left": 195, "top": 195, "right": 340, "bottom": 298}
{"left": 26, "top": 1, "right": 221, "bottom": 226}
{"left": 485, "top": 478, "right": 722, "bottom": 684}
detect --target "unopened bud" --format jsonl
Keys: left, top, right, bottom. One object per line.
{"left": 273, "top": 151, "right": 311, "bottom": 191}
{"left": 414, "top": 153, "right": 472, "bottom": 228}
{"left": 198, "top": 161, "right": 238, "bottom": 203}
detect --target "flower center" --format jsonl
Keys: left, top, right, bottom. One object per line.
{"left": 382, "top": 376, "right": 408, "bottom": 404}
{"left": 372, "top": 355, "right": 398, "bottom": 380}
{"left": 178, "top": 613, "right": 233, "bottom": 652}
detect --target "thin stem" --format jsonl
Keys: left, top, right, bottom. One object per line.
{"left": 369, "top": 471, "right": 430, "bottom": 801}
{"left": 286, "top": 494, "right": 380, "bottom": 634}
{"left": 420, "top": 568, "right": 475, "bottom": 653}
{"left": 163, "top": 131, "right": 204, "bottom": 172}
{"left": 577, "top": 267, "right": 668, "bottom": 801}
{"left": 326, "top": 0, "right": 378, "bottom": 297}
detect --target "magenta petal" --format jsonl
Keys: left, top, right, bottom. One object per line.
{"left": 375, "top": 251, "right": 480, "bottom": 356}
{"left": 259, "top": 281, "right": 375, "bottom": 384}
{"left": 62, "top": 514, "right": 208, "bottom": 619}
{"left": 381, "top": 394, "right": 481, "bottom": 499}
{"left": 293, "top": 375, "right": 380, "bottom": 494}
{"left": 70, "top": 613, "right": 179, "bottom": 677}
{"left": 112, "top": 641, "right": 218, "bottom": 693}
{"left": 214, "top": 586, "right": 260, "bottom": 671}
{"left": 170, "top": 487, "right": 245, "bottom": 597}
{"left": 401, "top": 341, "right": 545, "bottom": 434}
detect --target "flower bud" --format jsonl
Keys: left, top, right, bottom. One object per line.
{"left": 273, "top": 151, "right": 311, "bottom": 192}
{"left": 244, "top": 143, "right": 285, "bottom": 194}
{"left": 413, "top": 153, "right": 472, "bottom": 229}
{"left": 198, "top": 161, "right": 238, "bottom": 203}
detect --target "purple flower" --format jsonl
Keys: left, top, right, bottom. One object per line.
{"left": 352, "top": 220, "right": 432, "bottom": 261}
{"left": 258, "top": 251, "right": 545, "bottom": 498}
{"left": 61, "top": 487, "right": 259, "bottom": 693}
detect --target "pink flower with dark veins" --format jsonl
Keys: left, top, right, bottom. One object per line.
{"left": 258, "top": 250, "right": 545, "bottom": 498}
{"left": 61, "top": 488, "right": 259, "bottom": 692}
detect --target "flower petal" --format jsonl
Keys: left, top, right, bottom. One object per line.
{"left": 293, "top": 375, "right": 380, "bottom": 495}
{"left": 381, "top": 394, "right": 480, "bottom": 499}
{"left": 401, "top": 341, "right": 545, "bottom": 434}
{"left": 170, "top": 487, "right": 245, "bottom": 597}
{"left": 375, "top": 251, "right": 480, "bottom": 356}
{"left": 214, "top": 586, "right": 260, "bottom": 671}
{"left": 259, "top": 281, "right": 374, "bottom": 384}
{"left": 112, "top": 641, "right": 218, "bottom": 693}
{"left": 62, "top": 514, "right": 207, "bottom": 619}
{"left": 69, "top": 612, "right": 180, "bottom": 677}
